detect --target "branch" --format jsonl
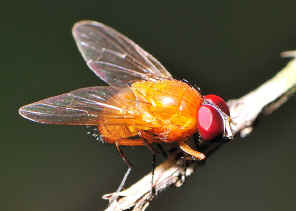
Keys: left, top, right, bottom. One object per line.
{"left": 103, "top": 51, "right": 296, "bottom": 211}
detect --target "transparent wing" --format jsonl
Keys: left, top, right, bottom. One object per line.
{"left": 18, "top": 86, "right": 144, "bottom": 125}
{"left": 72, "top": 20, "right": 173, "bottom": 87}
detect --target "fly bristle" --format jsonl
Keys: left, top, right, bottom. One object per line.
{"left": 85, "top": 125, "right": 105, "bottom": 143}
{"left": 180, "top": 78, "right": 201, "bottom": 92}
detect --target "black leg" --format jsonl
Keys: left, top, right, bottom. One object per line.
{"left": 151, "top": 153, "right": 156, "bottom": 195}
{"left": 156, "top": 143, "right": 168, "bottom": 158}
{"left": 193, "top": 133, "right": 202, "bottom": 148}
{"left": 141, "top": 138, "right": 158, "bottom": 154}
{"left": 141, "top": 139, "right": 157, "bottom": 196}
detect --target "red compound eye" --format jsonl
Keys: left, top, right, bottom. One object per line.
{"left": 204, "top": 94, "right": 230, "bottom": 115}
{"left": 197, "top": 104, "right": 224, "bottom": 141}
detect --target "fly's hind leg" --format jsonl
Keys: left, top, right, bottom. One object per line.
{"left": 178, "top": 141, "right": 206, "bottom": 160}
{"left": 114, "top": 142, "right": 133, "bottom": 196}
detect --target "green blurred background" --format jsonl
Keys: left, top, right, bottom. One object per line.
{"left": 2, "top": 0, "right": 296, "bottom": 210}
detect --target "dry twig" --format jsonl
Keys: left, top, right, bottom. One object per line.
{"left": 103, "top": 51, "right": 296, "bottom": 211}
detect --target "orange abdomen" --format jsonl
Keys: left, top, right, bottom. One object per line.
{"left": 98, "top": 80, "right": 203, "bottom": 145}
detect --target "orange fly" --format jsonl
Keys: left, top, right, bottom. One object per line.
{"left": 19, "top": 21, "right": 233, "bottom": 190}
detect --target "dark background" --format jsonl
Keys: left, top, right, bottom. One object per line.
{"left": 2, "top": 0, "right": 296, "bottom": 211}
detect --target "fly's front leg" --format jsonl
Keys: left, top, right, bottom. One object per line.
{"left": 178, "top": 141, "right": 206, "bottom": 160}
{"left": 193, "top": 133, "right": 202, "bottom": 146}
